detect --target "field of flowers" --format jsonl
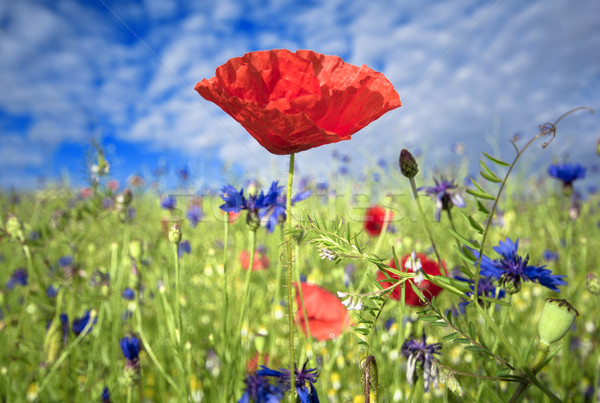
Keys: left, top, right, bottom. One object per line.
{"left": 1, "top": 130, "right": 599, "bottom": 402}
{"left": 1, "top": 49, "right": 599, "bottom": 402}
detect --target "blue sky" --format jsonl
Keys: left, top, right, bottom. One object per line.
{"left": 1, "top": 0, "right": 599, "bottom": 191}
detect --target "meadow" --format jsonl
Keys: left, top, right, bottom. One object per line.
{"left": 1, "top": 116, "right": 599, "bottom": 403}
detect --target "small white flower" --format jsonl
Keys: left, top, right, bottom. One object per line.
{"left": 337, "top": 291, "right": 348, "bottom": 298}
{"left": 341, "top": 297, "right": 352, "bottom": 307}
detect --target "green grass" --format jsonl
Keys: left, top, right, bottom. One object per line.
{"left": 0, "top": 153, "right": 599, "bottom": 402}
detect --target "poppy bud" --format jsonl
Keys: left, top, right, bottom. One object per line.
{"left": 168, "top": 224, "right": 182, "bottom": 244}
{"left": 399, "top": 149, "right": 419, "bottom": 178}
{"left": 537, "top": 298, "right": 578, "bottom": 346}
{"left": 586, "top": 273, "right": 600, "bottom": 295}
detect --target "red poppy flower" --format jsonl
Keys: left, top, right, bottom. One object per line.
{"left": 239, "top": 249, "right": 270, "bottom": 271}
{"left": 377, "top": 254, "right": 445, "bottom": 306}
{"left": 195, "top": 49, "right": 401, "bottom": 155}
{"left": 364, "top": 205, "right": 393, "bottom": 237}
{"left": 293, "top": 282, "right": 350, "bottom": 341}
{"left": 246, "top": 352, "right": 269, "bottom": 373}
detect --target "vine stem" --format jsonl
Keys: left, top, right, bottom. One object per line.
{"left": 286, "top": 153, "right": 296, "bottom": 403}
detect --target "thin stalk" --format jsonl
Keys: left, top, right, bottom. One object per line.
{"left": 236, "top": 229, "right": 257, "bottom": 337}
{"left": 286, "top": 153, "right": 296, "bottom": 402}
{"left": 408, "top": 177, "right": 443, "bottom": 269}
{"left": 372, "top": 208, "right": 391, "bottom": 256}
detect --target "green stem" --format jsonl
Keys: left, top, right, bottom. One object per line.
{"left": 173, "top": 244, "right": 183, "bottom": 335}
{"left": 268, "top": 225, "right": 285, "bottom": 363}
{"left": 363, "top": 356, "right": 379, "bottom": 403}
{"left": 237, "top": 229, "right": 257, "bottom": 337}
{"left": 408, "top": 177, "right": 444, "bottom": 270}
{"left": 372, "top": 208, "right": 391, "bottom": 256}
{"left": 286, "top": 153, "right": 296, "bottom": 403}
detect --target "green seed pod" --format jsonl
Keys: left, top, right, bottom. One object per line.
{"left": 537, "top": 298, "right": 578, "bottom": 346}
{"left": 168, "top": 224, "right": 182, "bottom": 244}
{"left": 44, "top": 317, "right": 62, "bottom": 366}
{"left": 399, "top": 149, "right": 419, "bottom": 178}
{"left": 246, "top": 210, "right": 261, "bottom": 232}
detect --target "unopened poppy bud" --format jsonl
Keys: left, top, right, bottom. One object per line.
{"left": 586, "top": 273, "right": 600, "bottom": 295}
{"left": 129, "top": 239, "right": 142, "bottom": 260}
{"left": 537, "top": 298, "right": 578, "bottom": 346}
{"left": 6, "top": 214, "right": 25, "bottom": 242}
{"left": 399, "top": 149, "right": 419, "bottom": 178}
{"left": 168, "top": 224, "right": 182, "bottom": 244}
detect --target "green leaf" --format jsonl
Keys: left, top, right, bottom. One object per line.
{"left": 483, "top": 152, "right": 511, "bottom": 167}
{"left": 443, "top": 332, "right": 460, "bottom": 341}
{"left": 419, "top": 316, "right": 441, "bottom": 322}
{"left": 464, "top": 346, "right": 487, "bottom": 353}
{"left": 466, "top": 188, "right": 496, "bottom": 201}
{"left": 478, "top": 296, "right": 511, "bottom": 306}
{"left": 429, "top": 321, "right": 449, "bottom": 327}
{"left": 448, "top": 227, "right": 479, "bottom": 250}
{"left": 479, "top": 160, "right": 502, "bottom": 183}
{"left": 446, "top": 309, "right": 453, "bottom": 325}
{"left": 469, "top": 322, "right": 476, "bottom": 339}
{"left": 476, "top": 200, "right": 490, "bottom": 215}
{"left": 453, "top": 338, "right": 472, "bottom": 344}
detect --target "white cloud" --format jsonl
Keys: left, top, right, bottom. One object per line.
{"left": 1, "top": 0, "right": 599, "bottom": 190}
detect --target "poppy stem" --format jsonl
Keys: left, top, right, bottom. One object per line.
{"left": 286, "top": 152, "right": 297, "bottom": 402}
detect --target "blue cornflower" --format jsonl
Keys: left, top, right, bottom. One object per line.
{"left": 471, "top": 238, "right": 567, "bottom": 293}
{"left": 6, "top": 268, "right": 28, "bottom": 290}
{"left": 543, "top": 250, "right": 559, "bottom": 262}
{"left": 122, "top": 288, "right": 135, "bottom": 300}
{"left": 238, "top": 372, "right": 284, "bottom": 403}
{"left": 58, "top": 256, "right": 74, "bottom": 268}
{"left": 220, "top": 184, "right": 246, "bottom": 213}
{"left": 160, "top": 196, "right": 176, "bottom": 210}
{"left": 178, "top": 240, "right": 192, "bottom": 258}
{"left": 60, "top": 313, "right": 69, "bottom": 346}
{"left": 46, "top": 285, "right": 59, "bottom": 298}
{"left": 548, "top": 163, "right": 586, "bottom": 189}
{"left": 260, "top": 181, "right": 311, "bottom": 233}
{"left": 419, "top": 177, "right": 466, "bottom": 222}
{"left": 401, "top": 333, "right": 442, "bottom": 392}
{"left": 120, "top": 336, "right": 140, "bottom": 368}
{"left": 454, "top": 273, "right": 505, "bottom": 312}
{"left": 186, "top": 205, "right": 203, "bottom": 228}
{"left": 101, "top": 386, "right": 111, "bottom": 403}
{"left": 257, "top": 361, "right": 319, "bottom": 403}
{"left": 177, "top": 166, "right": 189, "bottom": 182}
{"left": 72, "top": 310, "right": 97, "bottom": 336}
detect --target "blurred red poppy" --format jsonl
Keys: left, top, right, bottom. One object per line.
{"left": 195, "top": 49, "right": 401, "bottom": 155}
{"left": 293, "top": 282, "right": 350, "bottom": 341}
{"left": 364, "top": 205, "right": 393, "bottom": 237}
{"left": 239, "top": 249, "right": 270, "bottom": 271}
{"left": 246, "top": 352, "right": 269, "bottom": 373}
{"left": 377, "top": 254, "right": 445, "bottom": 306}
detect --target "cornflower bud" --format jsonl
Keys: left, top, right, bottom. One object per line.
{"left": 399, "top": 149, "right": 419, "bottom": 178}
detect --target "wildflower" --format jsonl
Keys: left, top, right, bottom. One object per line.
{"left": 548, "top": 163, "right": 586, "bottom": 190}
{"left": 186, "top": 205, "right": 203, "bottom": 228}
{"left": 122, "top": 288, "right": 135, "bottom": 300}
{"left": 6, "top": 268, "right": 28, "bottom": 290}
{"left": 258, "top": 361, "right": 320, "bottom": 403}
{"left": 177, "top": 167, "right": 189, "bottom": 182}
{"left": 260, "top": 181, "right": 311, "bottom": 233}
{"left": 219, "top": 184, "right": 275, "bottom": 230}
{"left": 168, "top": 224, "right": 182, "bottom": 244}
{"left": 377, "top": 254, "right": 445, "bottom": 306}
{"left": 470, "top": 238, "right": 567, "bottom": 293}
{"left": 294, "top": 282, "right": 349, "bottom": 341}
{"left": 101, "top": 386, "right": 111, "bottom": 403}
{"left": 178, "top": 240, "right": 191, "bottom": 258}
{"left": 72, "top": 310, "right": 97, "bottom": 336}
{"left": 401, "top": 333, "right": 442, "bottom": 392}
{"left": 364, "top": 205, "right": 393, "bottom": 237}
{"left": 160, "top": 195, "right": 176, "bottom": 210}
{"left": 196, "top": 49, "right": 401, "bottom": 155}
{"left": 543, "top": 250, "right": 559, "bottom": 262}
{"left": 238, "top": 372, "right": 284, "bottom": 403}
{"left": 319, "top": 248, "right": 337, "bottom": 261}
{"left": 239, "top": 250, "right": 270, "bottom": 271}
{"left": 419, "top": 177, "right": 466, "bottom": 222}
{"left": 46, "top": 285, "right": 59, "bottom": 298}
{"left": 120, "top": 335, "right": 141, "bottom": 369}
{"left": 454, "top": 272, "right": 505, "bottom": 312}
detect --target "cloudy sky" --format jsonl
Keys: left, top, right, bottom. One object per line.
{"left": 1, "top": 0, "right": 599, "bottom": 191}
